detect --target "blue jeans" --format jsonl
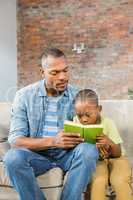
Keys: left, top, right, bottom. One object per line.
{"left": 4, "top": 143, "right": 99, "bottom": 200}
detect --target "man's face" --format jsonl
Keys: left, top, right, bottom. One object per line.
{"left": 42, "top": 55, "right": 69, "bottom": 94}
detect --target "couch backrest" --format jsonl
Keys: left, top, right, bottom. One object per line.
{"left": 101, "top": 100, "right": 133, "bottom": 160}
{"left": 0, "top": 103, "right": 11, "bottom": 160}
{"left": 0, "top": 101, "right": 132, "bottom": 159}
{"left": 0, "top": 103, "right": 11, "bottom": 141}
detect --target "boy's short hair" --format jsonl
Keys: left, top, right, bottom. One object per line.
{"left": 74, "top": 89, "right": 99, "bottom": 106}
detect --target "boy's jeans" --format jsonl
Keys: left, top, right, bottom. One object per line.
{"left": 4, "top": 143, "right": 99, "bottom": 200}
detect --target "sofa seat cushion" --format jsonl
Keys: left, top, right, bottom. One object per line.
{"left": 0, "top": 187, "right": 62, "bottom": 200}
{"left": 0, "top": 162, "right": 64, "bottom": 188}
{"left": 37, "top": 167, "right": 64, "bottom": 188}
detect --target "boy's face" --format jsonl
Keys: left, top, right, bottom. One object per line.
{"left": 75, "top": 101, "right": 102, "bottom": 125}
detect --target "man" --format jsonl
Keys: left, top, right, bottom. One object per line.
{"left": 4, "top": 48, "right": 99, "bottom": 200}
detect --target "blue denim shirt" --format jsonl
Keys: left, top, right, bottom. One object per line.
{"left": 8, "top": 80, "right": 78, "bottom": 144}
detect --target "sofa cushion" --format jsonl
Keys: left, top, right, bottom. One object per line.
{"left": 0, "top": 162, "right": 11, "bottom": 186}
{"left": 0, "top": 162, "right": 63, "bottom": 188}
{"left": 0, "top": 187, "right": 62, "bottom": 200}
{"left": 37, "top": 167, "right": 63, "bottom": 188}
{"left": 0, "top": 187, "right": 19, "bottom": 200}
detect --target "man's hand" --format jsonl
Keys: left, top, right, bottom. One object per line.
{"left": 53, "top": 130, "right": 84, "bottom": 149}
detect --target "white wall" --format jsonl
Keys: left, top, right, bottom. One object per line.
{"left": 0, "top": 0, "right": 17, "bottom": 102}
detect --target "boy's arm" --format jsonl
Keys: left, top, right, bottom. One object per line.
{"left": 96, "top": 117, "right": 123, "bottom": 158}
{"left": 108, "top": 140, "right": 121, "bottom": 158}
{"left": 96, "top": 134, "right": 121, "bottom": 158}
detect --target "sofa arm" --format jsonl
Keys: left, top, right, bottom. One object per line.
{"left": 0, "top": 140, "right": 10, "bottom": 161}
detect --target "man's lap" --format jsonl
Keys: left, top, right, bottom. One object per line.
{"left": 4, "top": 143, "right": 98, "bottom": 176}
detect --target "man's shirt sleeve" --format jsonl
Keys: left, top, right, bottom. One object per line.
{"left": 8, "top": 90, "right": 29, "bottom": 144}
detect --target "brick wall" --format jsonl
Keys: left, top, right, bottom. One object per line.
{"left": 17, "top": 0, "right": 133, "bottom": 99}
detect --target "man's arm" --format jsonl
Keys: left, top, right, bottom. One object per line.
{"left": 11, "top": 131, "right": 84, "bottom": 150}
{"left": 10, "top": 88, "right": 83, "bottom": 150}
{"left": 8, "top": 90, "right": 30, "bottom": 144}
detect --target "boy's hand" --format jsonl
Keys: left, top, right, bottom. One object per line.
{"left": 53, "top": 130, "right": 84, "bottom": 149}
{"left": 96, "top": 134, "right": 113, "bottom": 158}
{"left": 97, "top": 145, "right": 110, "bottom": 159}
{"left": 96, "top": 134, "right": 114, "bottom": 146}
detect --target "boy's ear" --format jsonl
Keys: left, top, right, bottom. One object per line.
{"left": 98, "top": 105, "right": 102, "bottom": 112}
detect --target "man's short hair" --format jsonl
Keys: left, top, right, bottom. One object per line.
{"left": 41, "top": 48, "right": 66, "bottom": 68}
{"left": 74, "top": 89, "right": 99, "bottom": 106}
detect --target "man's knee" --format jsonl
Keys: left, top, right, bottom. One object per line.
{"left": 74, "top": 143, "right": 99, "bottom": 160}
{"left": 4, "top": 148, "right": 30, "bottom": 170}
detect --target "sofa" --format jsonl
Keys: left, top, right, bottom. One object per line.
{"left": 0, "top": 100, "right": 133, "bottom": 200}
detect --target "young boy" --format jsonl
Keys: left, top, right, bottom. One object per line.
{"left": 73, "top": 89, "right": 132, "bottom": 200}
